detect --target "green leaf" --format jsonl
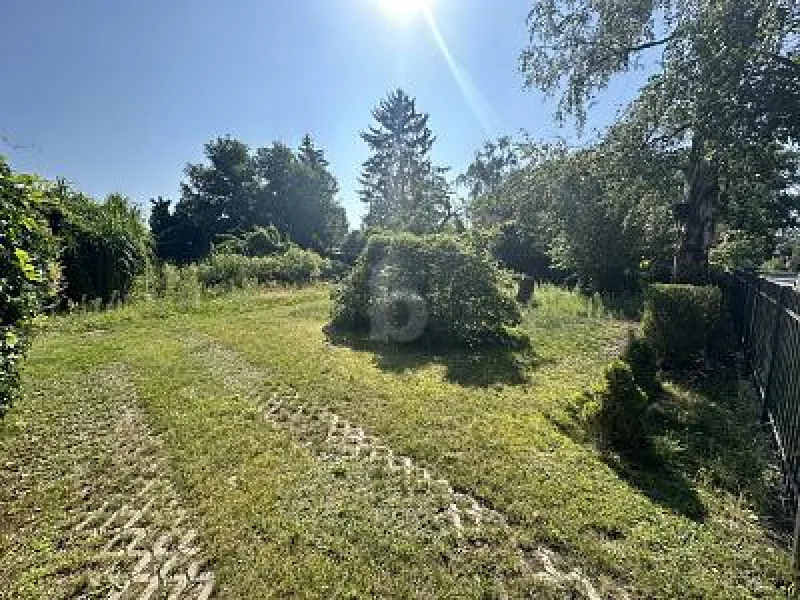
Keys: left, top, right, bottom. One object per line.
{"left": 14, "top": 248, "right": 41, "bottom": 282}
{"left": 4, "top": 330, "right": 19, "bottom": 349}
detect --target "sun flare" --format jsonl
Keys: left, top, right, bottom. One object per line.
{"left": 378, "top": 0, "right": 433, "bottom": 23}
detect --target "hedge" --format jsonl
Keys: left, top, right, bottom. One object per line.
{"left": 642, "top": 283, "right": 723, "bottom": 367}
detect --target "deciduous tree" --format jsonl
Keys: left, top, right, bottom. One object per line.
{"left": 521, "top": 0, "right": 800, "bottom": 281}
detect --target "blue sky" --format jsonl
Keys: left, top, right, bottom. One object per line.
{"left": 1, "top": 0, "right": 652, "bottom": 227}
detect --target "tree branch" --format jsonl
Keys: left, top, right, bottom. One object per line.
{"left": 616, "top": 35, "right": 676, "bottom": 55}
{"left": 765, "top": 51, "right": 800, "bottom": 74}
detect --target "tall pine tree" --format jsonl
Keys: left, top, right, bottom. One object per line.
{"left": 298, "top": 133, "right": 329, "bottom": 170}
{"left": 359, "top": 90, "right": 453, "bottom": 233}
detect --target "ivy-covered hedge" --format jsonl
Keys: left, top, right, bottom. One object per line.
{"left": 331, "top": 232, "right": 523, "bottom": 348}
{"left": 0, "top": 158, "right": 57, "bottom": 411}
{"left": 642, "top": 283, "right": 723, "bottom": 367}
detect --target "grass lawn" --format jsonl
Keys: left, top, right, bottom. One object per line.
{"left": 0, "top": 285, "right": 793, "bottom": 598}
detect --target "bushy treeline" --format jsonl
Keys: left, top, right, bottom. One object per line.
{"left": 0, "top": 157, "right": 151, "bottom": 410}
{"left": 2, "top": 130, "right": 354, "bottom": 413}
{"left": 150, "top": 134, "right": 349, "bottom": 264}
{"left": 476, "top": 142, "right": 796, "bottom": 292}
{"left": 348, "top": 87, "right": 796, "bottom": 296}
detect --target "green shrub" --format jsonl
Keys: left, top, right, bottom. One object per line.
{"left": 331, "top": 232, "right": 523, "bottom": 348}
{"left": 623, "top": 334, "right": 660, "bottom": 397}
{"left": 594, "top": 361, "right": 651, "bottom": 450}
{"left": 321, "top": 259, "right": 350, "bottom": 282}
{"left": 215, "top": 226, "right": 287, "bottom": 257}
{"left": 340, "top": 229, "right": 367, "bottom": 265}
{"left": 156, "top": 263, "right": 205, "bottom": 305}
{"left": 761, "top": 256, "right": 787, "bottom": 272}
{"left": 487, "top": 222, "right": 553, "bottom": 280}
{"left": 212, "top": 235, "right": 246, "bottom": 256}
{"left": 0, "top": 159, "right": 57, "bottom": 411}
{"left": 197, "top": 246, "right": 325, "bottom": 288}
{"left": 59, "top": 193, "right": 152, "bottom": 303}
{"left": 244, "top": 225, "right": 286, "bottom": 257}
{"left": 642, "top": 284, "right": 722, "bottom": 367}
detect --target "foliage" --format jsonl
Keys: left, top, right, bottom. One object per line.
{"left": 320, "top": 258, "right": 350, "bottom": 282}
{"left": 151, "top": 262, "right": 205, "bottom": 307}
{"left": 0, "top": 157, "right": 57, "bottom": 411}
{"left": 359, "top": 90, "right": 454, "bottom": 233}
{"left": 642, "top": 284, "right": 723, "bottom": 367}
{"left": 623, "top": 335, "right": 661, "bottom": 398}
{"left": 150, "top": 135, "right": 348, "bottom": 263}
{"left": 486, "top": 221, "right": 554, "bottom": 280}
{"left": 468, "top": 138, "right": 680, "bottom": 292}
{"left": 58, "top": 192, "right": 152, "bottom": 304}
{"left": 196, "top": 247, "right": 325, "bottom": 288}
{"left": 769, "top": 230, "right": 800, "bottom": 273}
{"left": 458, "top": 136, "right": 520, "bottom": 210}
{"left": 586, "top": 361, "right": 651, "bottom": 451}
{"left": 214, "top": 225, "right": 287, "bottom": 257}
{"left": 149, "top": 196, "right": 206, "bottom": 264}
{"left": 789, "top": 248, "right": 800, "bottom": 273}
{"left": 331, "top": 231, "right": 523, "bottom": 348}
{"left": 709, "top": 229, "right": 771, "bottom": 271}
{"left": 530, "top": 146, "right": 676, "bottom": 292}
{"left": 521, "top": 0, "right": 800, "bottom": 279}
{"left": 340, "top": 229, "right": 368, "bottom": 265}
{"left": 254, "top": 140, "right": 348, "bottom": 251}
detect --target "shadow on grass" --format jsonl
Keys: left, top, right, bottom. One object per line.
{"left": 324, "top": 327, "right": 539, "bottom": 388}
{"left": 602, "top": 367, "right": 792, "bottom": 531}
{"left": 603, "top": 443, "right": 709, "bottom": 522}
{"left": 658, "top": 368, "right": 791, "bottom": 533}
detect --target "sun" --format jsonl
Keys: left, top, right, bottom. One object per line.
{"left": 378, "top": 0, "right": 433, "bottom": 23}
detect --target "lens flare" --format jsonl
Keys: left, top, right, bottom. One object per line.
{"left": 378, "top": 0, "right": 433, "bottom": 23}
{"left": 422, "top": 11, "right": 501, "bottom": 134}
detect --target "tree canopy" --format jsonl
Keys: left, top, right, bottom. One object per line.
{"left": 521, "top": 0, "right": 800, "bottom": 281}
{"left": 151, "top": 135, "right": 348, "bottom": 263}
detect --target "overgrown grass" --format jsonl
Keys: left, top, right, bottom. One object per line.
{"left": 1, "top": 284, "right": 793, "bottom": 598}
{"left": 530, "top": 284, "right": 612, "bottom": 320}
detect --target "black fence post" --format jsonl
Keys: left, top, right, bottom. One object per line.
{"left": 795, "top": 495, "right": 800, "bottom": 571}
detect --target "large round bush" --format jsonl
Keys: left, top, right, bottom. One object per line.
{"left": 331, "top": 232, "right": 523, "bottom": 348}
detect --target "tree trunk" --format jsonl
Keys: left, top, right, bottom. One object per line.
{"left": 673, "top": 137, "right": 719, "bottom": 284}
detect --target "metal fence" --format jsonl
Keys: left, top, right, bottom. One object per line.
{"left": 727, "top": 271, "right": 800, "bottom": 562}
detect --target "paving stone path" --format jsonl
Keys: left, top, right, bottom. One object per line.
{"left": 0, "top": 366, "right": 214, "bottom": 599}
{"left": 185, "top": 334, "right": 629, "bottom": 599}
